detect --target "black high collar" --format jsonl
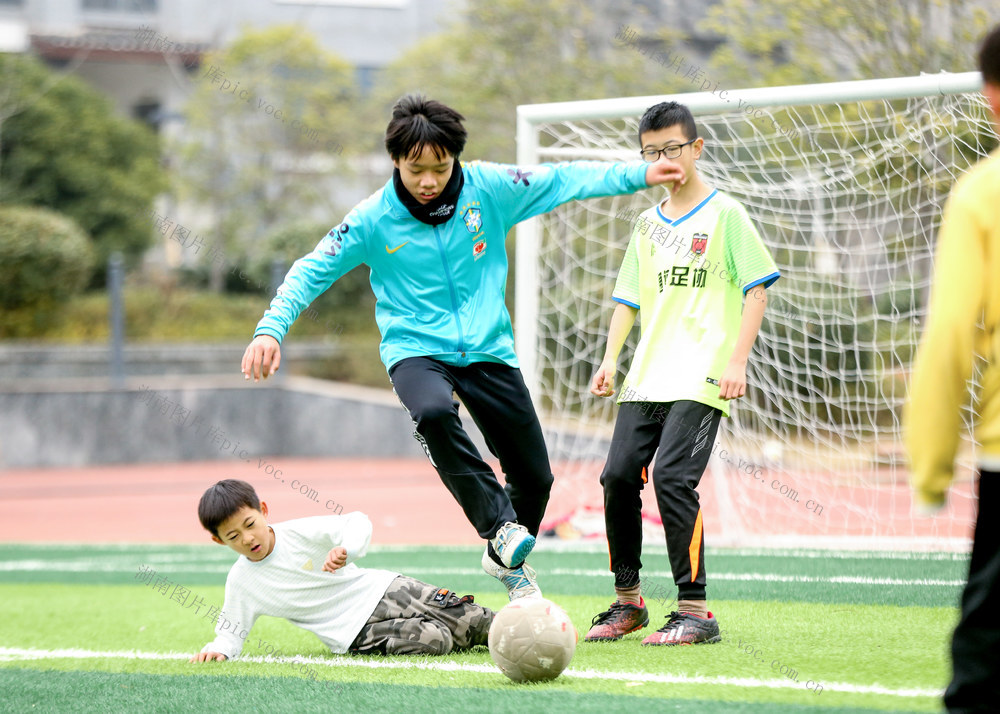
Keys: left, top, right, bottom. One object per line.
{"left": 392, "top": 159, "right": 464, "bottom": 226}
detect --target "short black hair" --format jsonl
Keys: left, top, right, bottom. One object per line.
{"left": 638, "top": 101, "right": 698, "bottom": 145}
{"left": 980, "top": 24, "right": 1000, "bottom": 85}
{"left": 198, "top": 479, "right": 261, "bottom": 537}
{"left": 384, "top": 94, "right": 467, "bottom": 162}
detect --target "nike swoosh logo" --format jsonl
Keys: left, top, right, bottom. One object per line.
{"left": 385, "top": 241, "right": 409, "bottom": 254}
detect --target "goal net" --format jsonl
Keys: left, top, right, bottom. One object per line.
{"left": 515, "top": 72, "right": 994, "bottom": 550}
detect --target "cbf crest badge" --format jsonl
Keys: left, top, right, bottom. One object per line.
{"left": 691, "top": 232, "right": 708, "bottom": 255}
{"left": 463, "top": 207, "right": 482, "bottom": 234}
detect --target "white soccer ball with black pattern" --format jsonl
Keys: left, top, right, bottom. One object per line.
{"left": 488, "top": 597, "right": 577, "bottom": 683}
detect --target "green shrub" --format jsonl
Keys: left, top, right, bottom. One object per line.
{"left": 0, "top": 54, "right": 165, "bottom": 286}
{"left": 1, "top": 284, "right": 386, "bottom": 386}
{"left": 0, "top": 205, "right": 95, "bottom": 336}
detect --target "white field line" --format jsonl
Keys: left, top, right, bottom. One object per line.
{"left": 0, "top": 560, "right": 231, "bottom": 573}
{"left": 1, "top": 543, "right": 970, "bottom": 561}
{"left": 704, "top": 548, "right": 968, "bottom": 561}
{"left": 404, "top": 568, "right": 965, "bottom": 587}
{"left": 0, "top": 552, "right": 223, "bottom": 560}
{"left": 401, "top": 569, "right": 965, "bottom": 587}
{"left": 370, "top": 543, "right": 971, "bottom": 561}
{"left": 143, "top": 553, "right": 235, "bottom": 562}
{"left": 0, "top": 560, "right": 965, "bottom": 587}
{"left": 0, "top": 647, "right": 941, "bottom": 699}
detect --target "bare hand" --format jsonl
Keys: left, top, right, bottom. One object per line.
{"left": 718, "top": 360, "right": 747, "bottom": 400}
{"left": 323, "top": 546, "right": 348, "bottom": 573}
{"left": 591, "top": 364, "right": 616, "bottom": 397}
{"left": 644, "top": 160, "right": 687, "bottom": 195}
{"left": 242, "top": 335, "right": 281, "bottom": 383}
{"left": 189, "top": 651, "right": 227, "bottom": 663}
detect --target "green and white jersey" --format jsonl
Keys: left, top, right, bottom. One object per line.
{"left": 612, "top": 189, "right": 779, "bottom": 417}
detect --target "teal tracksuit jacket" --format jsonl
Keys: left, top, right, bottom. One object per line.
{"left": 254, "top": 159, "right": 651, "bottom": 371}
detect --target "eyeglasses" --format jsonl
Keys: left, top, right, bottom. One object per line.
{"left": 640, "top": 138, "right": 696, "bottom": 162}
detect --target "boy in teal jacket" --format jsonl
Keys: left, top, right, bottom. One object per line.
{"left": 242, "top": 95, "right": 686, "bottom": 600}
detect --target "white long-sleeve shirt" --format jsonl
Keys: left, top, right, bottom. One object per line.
{"left": 201, "top": 512, "right": 399, "bottom": 658}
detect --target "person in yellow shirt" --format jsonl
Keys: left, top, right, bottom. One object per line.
{"left": 905, "top": 23, "right": 1000, "bottom": 714}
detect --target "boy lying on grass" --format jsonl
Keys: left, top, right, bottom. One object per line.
{"left": 190, "top": 479, "right": 493, "bottom": 661}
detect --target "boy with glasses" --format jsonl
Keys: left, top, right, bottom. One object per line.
{"left": 584, "top": 101, "right": 779, "bottom": 645}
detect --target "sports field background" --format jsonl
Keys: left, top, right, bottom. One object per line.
{"left": 1, "top": 457, "right": 962, "bottom": 712}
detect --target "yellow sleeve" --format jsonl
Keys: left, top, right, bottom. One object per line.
{"left": 904, "top": 183, "right": 986, "bottom": 508}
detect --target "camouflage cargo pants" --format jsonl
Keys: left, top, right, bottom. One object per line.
{"left": 349, "top": 575, "right": 495, "bottom": 656}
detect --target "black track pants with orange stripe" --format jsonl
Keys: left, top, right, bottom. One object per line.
{"left": 600, "top": 400, "right": 722, "bottom": 601}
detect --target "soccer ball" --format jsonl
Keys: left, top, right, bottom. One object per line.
{"left": 488, "top": 597, "right": 577, "bottom": 683}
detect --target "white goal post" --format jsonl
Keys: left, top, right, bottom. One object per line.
{"left": 515, "top": 71, "right": 991, "bottom": 550}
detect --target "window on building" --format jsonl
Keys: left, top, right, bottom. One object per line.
{"left": 273, "top": 1, "right": 407, "bottom": 7}
{"left": 356, "top": 66, "right": 378, "bottom": 95}
{"left": 81, "top": 0, "right": 157, "bottom": 12}
{"left": 132, "top": 100, "right": 161, "bottom": 133}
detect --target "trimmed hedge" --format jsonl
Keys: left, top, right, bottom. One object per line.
{"left": 0, "top": 205, "right": 95, "bottom": 335}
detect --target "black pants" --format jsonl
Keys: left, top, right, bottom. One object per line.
{"left": 389, "top": 357, "right": 554, "bottom": 540}
{"left": 601, "top": 400, "right": 721, "bottom": 601}
{"left": 945, "top": 470, "right": 1000, "bottom": 713}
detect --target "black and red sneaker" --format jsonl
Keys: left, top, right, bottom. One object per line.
{"left": 641, "top": 611, "right": 721, "bottom": 646}
{"left": 584, "top": 598, "right": 649, "bottom": 641}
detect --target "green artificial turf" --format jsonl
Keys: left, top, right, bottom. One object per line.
{"left": 0, "top": 543, "right": 966, "bottom": 607}
{"left": 0, "top": 543, "right": 956, "bottom": 713}
{"left": 0, "top": 669, "right": 934, "bottom": 714}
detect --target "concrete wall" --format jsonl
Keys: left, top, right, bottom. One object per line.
{"left": 0, "top": 375, "right": 496, "bottom": 469}
{"left": 0, "top": 340, "right": 340, "bottom": 380}
{"left": 0, "top": 367, "right": 612, "bottom": 469}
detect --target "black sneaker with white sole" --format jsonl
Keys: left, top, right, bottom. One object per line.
{"left": 641, "top": 611, "right": 721, "bottom": 646}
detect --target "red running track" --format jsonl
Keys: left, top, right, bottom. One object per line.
{"left": 0, "top": 457, "right": 976, "bottom": 547}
